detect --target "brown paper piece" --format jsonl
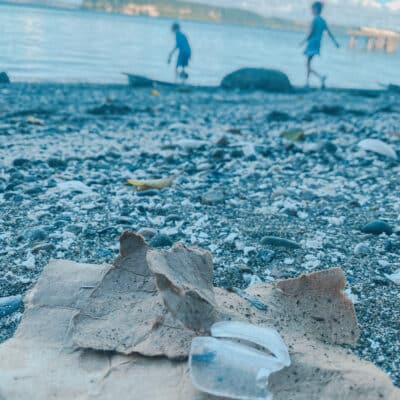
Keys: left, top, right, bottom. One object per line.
{"left": 0, "top": 232, "right": 398, "bottom": 400}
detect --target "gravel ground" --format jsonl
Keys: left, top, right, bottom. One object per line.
{"left": 0, "top": 83, "right": 399, "bottom": 385}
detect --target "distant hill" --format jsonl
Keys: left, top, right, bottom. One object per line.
{"left": 81, "top": 0, "right": 306, "bottom": 30}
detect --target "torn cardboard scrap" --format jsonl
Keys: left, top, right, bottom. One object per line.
{"left": 0, "top": 231, "right": 398, "bottom": 400}
{"left": 72, "top": 232, "right": 217, "bottom": 359}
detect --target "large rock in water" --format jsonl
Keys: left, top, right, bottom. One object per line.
{"left": 0, "top": 72, "right": 10, "bottom": 84}
{"left": 221, "top": 68, "right": 292, "bottom": 92}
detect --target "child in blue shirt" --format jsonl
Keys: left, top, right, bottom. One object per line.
{"left": 301, "top": 2, "right": 339, "bottom": 88}
{"left": 168, "top": 23, "right": 191, "bottom": 82}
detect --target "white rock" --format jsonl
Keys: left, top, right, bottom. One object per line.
{"left": 385, "top": 269, "right": 400, "bottom": 285}
{"left": 53, "top": 180, "right": 93, "bottom": 195}
{"left": 359, "top": 139, "right": 398, "bottom": 160}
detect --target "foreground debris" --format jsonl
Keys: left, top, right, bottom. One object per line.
{"left": 0, "top": 233, "right": 398, "bottom": 400}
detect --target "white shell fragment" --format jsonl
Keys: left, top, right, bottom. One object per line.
{"left": 385, "top": 269, "right": 400, "bottom": 285}
{"left": 358, "top": 139, "right": 398, "bottom": 160}
{"left": 189, "top": 321, "right": 290, "bottom": 400}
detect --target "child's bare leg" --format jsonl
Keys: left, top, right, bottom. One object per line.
{"left": 306, "top": 56, "right": 312, "bottom": 86}
{"left": 308, "top": 56, "right": 326, "bottom": 87}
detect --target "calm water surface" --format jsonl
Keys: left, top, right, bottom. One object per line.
{"left": 0, "top": 3, "right": 399, "bottom": 88}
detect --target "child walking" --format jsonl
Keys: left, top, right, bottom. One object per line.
{"left": 168, "top": 23, "right": 191, "bottom": 82}
{"left": 301, "top": 2, "right": 339, "bottom": 88}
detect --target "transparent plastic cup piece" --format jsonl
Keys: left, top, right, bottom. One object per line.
{"left": 211, "top": 321, "right": 291, "bottom": 369}
{"left": 189, "top": 322, "right": 291, "bottom": 400}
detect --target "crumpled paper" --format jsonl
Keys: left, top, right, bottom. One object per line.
{"left": 0, "top": 232, "right": 398, "bottom": 400}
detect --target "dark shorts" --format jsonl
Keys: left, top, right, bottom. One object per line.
{"left": 177, "top": 52, "right": 190, "bottom": 68}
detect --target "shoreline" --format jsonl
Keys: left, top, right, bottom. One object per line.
{"left": 2, "top": 80, "right": 396, "bottom": 94}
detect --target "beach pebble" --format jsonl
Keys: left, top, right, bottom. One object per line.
{"left": 358, "top": 139, "right": 398, "bottom": 160}
{"left": 28, "top": 229, "right": 47, "bottom": 242}
{"left": 385, "top": 269, "right": 400, "bottom": 285}
{"left": 354, "top": 243, "right": 370, "bottom": 256}
{"left": 149, "top": 234, "right": 173, "bottom": 248}
{"left": 53, "top": 180, "right": 92, "bottom": 195}
{"left": 136, "top": 189, "right": 159, "bottom": 197}
{"left": 137, "top": 227, "right": 157, "bottom": 240}
{"left": 31, "top": 243, "right": 55, "bottom": 254}
{"left": 361, "top": 220, "right": 393, "bottom": 236}
{"left": 261, "top": 236, "right": 301, "bottom": 249}
{"left": 201, "top": 190, "right": 225, "bottom": 205}
{"left": 0, "top": 295, "right": 22, "bottom": 318}
{"left": 47, "top": 158, "right": 67, "bottom": 169}
{"left": 24, "top": 186, "right": 43, "bottom": 195}
{"left": 257, "top": 250, "right": 274, "bottom": 263}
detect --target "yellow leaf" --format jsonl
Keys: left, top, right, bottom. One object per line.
{"left": 127, "top": 176, "right": 175, "bottom": 191}
{"left": 27, "top": 116, "right": 45, "bottom": 126}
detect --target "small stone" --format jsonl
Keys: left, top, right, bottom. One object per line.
{"left": 230, "top": 149, "right": 244, "bottom": 158}
{"left": 165, "top": 214, "right": 181, "bottom": 223}
{"left": 361, "top": 220, "right": 393, "bottom": 236}
{"left": 268, "top": 111, "right": 291, "bottom": 122}
{"left": 216, "top": 136, "right": 229, "bottom": 146}
{"left": 47, "top": 158, "right": 67, "bottom": 169}
{"left": 136, "top": 189, "right": 159, "bottom": 197}
{"left": 24, "top": 186, "right": 43, "bottom": 195}
{"left": 31, "top": 243, "right": 56, "bottom": 254}
{"left": 66, "top": 225, "right": 83, "bottom": 234}
{"left": 257, "top": 250, "right": 275, "bottom": 263}
{"left": 323, "top": 141, "right": 338, "bottom": 154}
{"left": 354, "top": 243, "right": 370, "bottom": 256}
{"left": 116, "top": 217, "right": 133, "bottom": 225}
{"left": 28, "top": 229, "right": 47, "bottom": 242}
{"left": 97, "top": 248, "right": 114, "bottom": 258}
{"left": 384, "top": 240, "right": 393, "bottom": 252}
{"left": 0, "top": 295, "right": 22, "bottom": 318}
{"left": 261, "top": 236, "right": 301, "bottom": 249}
{"left": 149, "top": 233, "right": 173, "bottom": 248}
{"left": 201, "top": 190, "right": 225, "bottom": 205}
{"left": 12, "top": 158, "right": 30, "bottom": 167}
{"left": 137, "top": 227, "right": 157, "bottom": 240}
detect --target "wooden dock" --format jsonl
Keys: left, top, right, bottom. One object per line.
{"left": 348, "top": 27, "right": 400, "bottom": 53}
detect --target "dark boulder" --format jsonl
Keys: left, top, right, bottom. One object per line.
{"left": 0, "top": 72, "right": 10, "bottom": 84}
{"left": 221, "top": 68, "right": 292, "bottom": 93}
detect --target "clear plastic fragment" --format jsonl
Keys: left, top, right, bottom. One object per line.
{"left": 211, "top": 321, "right": 291, "bottom": 369}
{"left": 189, "top": 322, "right": 291, "bottom": 400}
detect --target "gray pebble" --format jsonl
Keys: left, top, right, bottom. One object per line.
{"left": 261, "top": 236, "right": 301, "bottom": 249}
{"left": 28, "top": 229, "right": 47, "bottom": 242}
{"left": 149, "top": 234, "right": 173, "bottom": 248}
{"left": 361, "top": 220, "right": 393, "bottom": 236}
{"left": 354, "top": 243, "right": 370, "bottom": 256}
{"left": 137, "top": 227, "right": 157, "bottom": 240}
{"left": 0, "top": 295, "right": 22, "bottom": 318}
{"left": 201, "top": 190, "right": 225, "bottom": 205}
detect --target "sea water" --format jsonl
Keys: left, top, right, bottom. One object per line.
{"left": 0, "top": 3, "right": 399, "bottom": 88}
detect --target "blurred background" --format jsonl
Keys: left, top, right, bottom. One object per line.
{"left": 0, "top": 0, "right": 399, "bottom": 88}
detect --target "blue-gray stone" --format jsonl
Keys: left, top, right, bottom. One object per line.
{"left": 361, "top": 220, "right": 393, "bottom": 235}
{"left": 201, "top": 190, "right": 225, "bottom": 205}
{"left": 0, "top": 295, "right": 22, "bottom": 318}
{"left": 149, "top": 234, "right": 173, "bottom": 248}
{"left": 28, "top": 229, "right": 47, "bottom": 242}
{"left": 261, "top": 236, "right": 301, "bottom": 249}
